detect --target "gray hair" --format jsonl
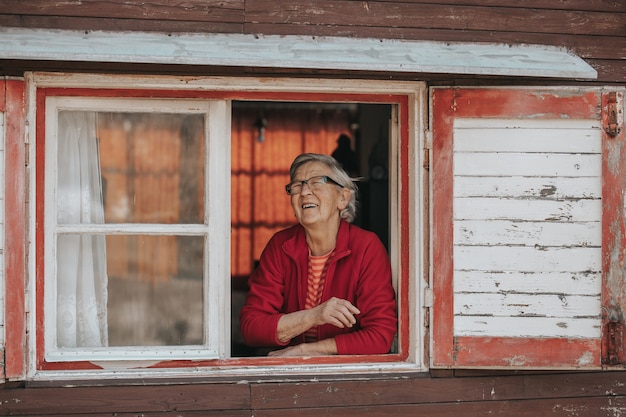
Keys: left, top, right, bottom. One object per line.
{"left": 289, "top": 153, "right": 359, "bottom": 223}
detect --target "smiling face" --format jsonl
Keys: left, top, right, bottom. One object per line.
{"left": 290, "top": 161, "right": 349, "bottom": 231}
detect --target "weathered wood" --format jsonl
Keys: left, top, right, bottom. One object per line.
{"left": 0, "top": 383, "right": 250, "bottom": 415}
{"left": 454, "top": 271, "right": 600, "bottom": 295}
{"left": 3, "top": 79, "right": 25, "bottom": 380}
{"left": 251, "top": 396, "right": 626, "bottom": 417}
{"left": 455, "top": 220, "right": 601, "bottom": 246}
{"left": 601, "top": 91, "right": 626, "bottom": 366}
{"left": 250, "top": 371, "right": 626, "bottom": 408}
{"left": 4, "top": 371, "right": 626, "bottom": 415}
{"left": 244, "top": 1, "right": 623, "bottom": 37}
{"left": 1, "top": 0, "right": 245, "bottom": 22}
{"left": 0, "top": 15, "right": 243, "bottom": 33}
{"left": 0, "top": 27, "right": 595, "bottom": 79}
{"left": 0, "top": 0, "right": 622, "bottom": 83}
{"left": 371, "top": 0, "right": 626, "bottom": 13}
{"left": 454, "top": 176, "right": 601, "bottom": 199}
{"left": 432, "top": 87, "right": 607, "bottom": 368}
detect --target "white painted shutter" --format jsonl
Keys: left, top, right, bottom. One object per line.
{"left": 431, "top": 88, "right": 626, "bottom": 369}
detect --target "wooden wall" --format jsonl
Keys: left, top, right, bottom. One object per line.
{"left": 1, "top": 371, "right": 626, "bottom": 416}
{"left": 0, "top": 1, "right": 624, "bottom": 83}
{"left": 1, "top": 1, "right": 626, "bottom": 416}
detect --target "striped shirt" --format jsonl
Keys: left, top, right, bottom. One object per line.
{"left": 304, "top": 250, "right": 333, "bottom": 342}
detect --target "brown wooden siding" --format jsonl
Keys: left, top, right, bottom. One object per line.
{"left": 1, "top": 2, "right": 626, "bottom": 416}
{"left": 0, "top": 1, "right": 624, "bottom": 83}
{"left": 2, "top": 371, "right": 626, "bottom": 416}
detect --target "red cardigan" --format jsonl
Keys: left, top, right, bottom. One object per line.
{"left": 240, "top": 221, "right": 398, "bottom": 355}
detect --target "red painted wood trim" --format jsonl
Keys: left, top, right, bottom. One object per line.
{"left": 0, "top": 79, "right": 5, "bottom": 112}
{"left": 34, "top": 87, "right": 411, "bottom": 370}
{"left": 5, "top": 79, "right": 26, "bottom": 379}
{"left": 431, "top": 87, "right": 604, "bottom": 369}
{"left": 450, "top": 88, "right": 600, "bottom": 119}
{"left": 431, "top": 88, "right": 455, "bottom": 367}
{"left": 600, "top": 91, "right": 626, "bottom": 365}
{"left": 38, "top": 87, "right": 404, "bottom": 104}
{"left": 450, "top": 337, "right": 600, "bottom": 368}
{"left": 35, "top": 88, "right": 46, "bottom": 370}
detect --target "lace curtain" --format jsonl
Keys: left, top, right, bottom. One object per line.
{"left": 56, "top": 111, "right": 108, "bottom": 348}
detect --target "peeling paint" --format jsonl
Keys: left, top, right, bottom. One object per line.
{"left": 504, "top": 355, "right": 527, "bottom": 366}
{"left": 576, "top": 351, "right": 594, "bottom": 366}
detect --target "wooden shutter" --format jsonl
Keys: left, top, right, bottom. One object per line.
{"left": 431, "top": 88, "right": 626, "bottom": 369}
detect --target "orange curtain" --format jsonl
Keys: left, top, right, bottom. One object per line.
{"left": 231, "top": 106, "right": 352, "bottom": 278}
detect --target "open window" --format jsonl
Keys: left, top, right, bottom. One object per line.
{"left": 29, "top": 77, "right": 423, "bottom": 376}
{"left": 229, "top": 101, "right": 395, "bottom": 357}
{"left": 431, "top": 88, "right": 626, "bottom": 369}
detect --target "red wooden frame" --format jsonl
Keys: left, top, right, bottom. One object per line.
{"left": 431, "top": 88, "right": 613, "bottom": 368}
{"left": 33, "top": 87, "right": 411, "bottom": 371}
{"left": 4, "top": 79, "right": 26, "bottom": 379}
{"left": 600, "top": 91, "right": 626, "bottom": 366}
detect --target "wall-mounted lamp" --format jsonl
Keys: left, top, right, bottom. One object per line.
{"left": 255, "top": 116, "right": 267, "bottom": 143}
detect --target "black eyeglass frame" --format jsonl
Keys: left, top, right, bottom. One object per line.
{"left": 285, "top": 175, "right": 343, "bottom": 195}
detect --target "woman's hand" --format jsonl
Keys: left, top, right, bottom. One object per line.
{"left": 275, "top": 297, "right": 360, "bottom": 344}
{"left": 269, "top": 338, "right": 338, "bottom": 357}
{"left": 312, "top": 297, "right": 361, "bottom": 329}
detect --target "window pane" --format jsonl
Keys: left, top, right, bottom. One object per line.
{"left": 57, "top": 111, "right": 205, "bottom": 225}
{"left": 106, "top": 235, "right": 204, "bottom": 346}
{"left": 56, "top": 234, "right": 205, "bottom": 348}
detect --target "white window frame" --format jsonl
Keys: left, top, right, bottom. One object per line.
{"left": 43, "top": 97, "right": 231, "bottom": 363}
{"left": 26, "top": 73, "right": 426, "bottom": 380}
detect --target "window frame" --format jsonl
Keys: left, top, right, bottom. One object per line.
{"left": 25, "top": 74, "right": 426, "bottom": 379}
{"left": 42, "top": 96, "right": 230, "bottom": 363}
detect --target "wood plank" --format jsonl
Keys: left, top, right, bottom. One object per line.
{"left": 4, "top": 371, "right": 626, "bottom": 415}
{"left": 431, "top": 87, "right": 456, "bottom": 368}
{"left": 0, "top": 15, "right": 242, "bottom": 34}
{"left": 244, "top": 1, "right": 623, "bottom": 37}
{"left": 244, "top": 23, "right": 626, "bottom": 61}
{"left": 0, "top": 27, "right": 594, "bottom": 79}
{"left": 454, "top": 292, "right": 600, "bottom": 317}
{"left": 369, "top": 0, "right": 626, "bottom": 13}
{"left": 587, "top": 59, "right": 626, "bottom": 84}
{"left": 1, "top": 0, "right": 245, "bottom": 22}
{"left": 250, "top": 371, "right": 626, "bottom": 409}
{"left": 454, "top": 176, "right": 601, "bottom": 199}
{"left": 253, "top": 396, "right": 626, "bottom": 417}
{"left": 454, "top": 152, "right": 601, "bottom": 177}
{"left": 454, "top": 198, "right": 601, "bottom": 222}
{"left": 453, "top": 125, "right": 601, "bottom": 153}
{"left": 454, "top": 315, "right": 600, "bottom": 338}
{"left": 454, "top": 246, "right": 601, "bottom": 272}
{"left": 4, "top": 79, "right": 26, "bottom": 380}
{"left": 600, "top": 91, "right": 626, "bottom": 365}
{"left": 453, "top": 337, "right": 601, "bottom": 367}
{"left": 454, "top": 271, "right": 601, "bottom": 295}
{"left": 454, "top": 219, "right": 601, "bottom": 246}
{"left": 0, "top": 383, "right": 250, "bottom": 415}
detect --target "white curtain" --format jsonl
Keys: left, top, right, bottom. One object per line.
{"left": 56, "top": 111, "right": 108, "bottom": 348}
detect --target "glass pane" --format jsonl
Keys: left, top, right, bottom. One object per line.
{"left": 56, "top": 234, "right": 205, "bottom": 348}
{"left": 106, "top": 235, "right": 204, "bottom": 346}
{"left": 57, "top": 111, "right": 205, "bottom": 225}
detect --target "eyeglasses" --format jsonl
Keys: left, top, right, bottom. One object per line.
{"left": 285, "top": 175, "right": 343, "bottom": 195}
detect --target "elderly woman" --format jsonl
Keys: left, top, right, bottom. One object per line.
{"left": 240, "top": 153, "right": 397, "bottom": 356}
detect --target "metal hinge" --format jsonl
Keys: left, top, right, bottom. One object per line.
{"left": 424, "top": 287, "right": 433, "bottom": 308}
{"left": 605, "top": 91, "right": 623, "bottom": 138}
{"left": 424, "top": 130, "right": 432, "bottom": 149}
